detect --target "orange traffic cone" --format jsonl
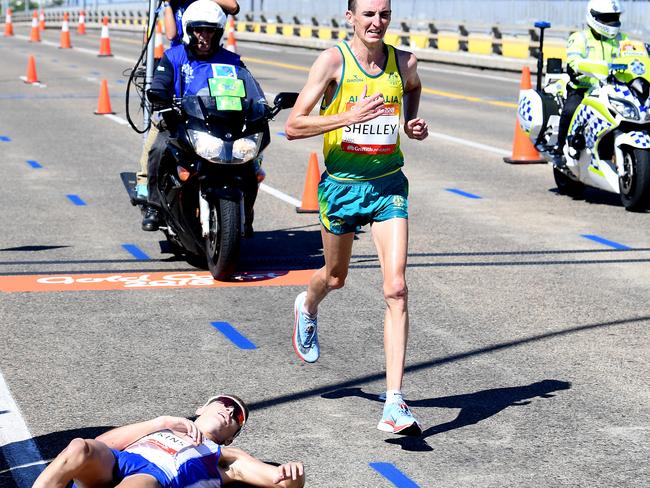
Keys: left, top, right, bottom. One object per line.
{"left": 503, "top": 66, "right": 546, "bottom": 164}
{"left": 98, "top": 17, "right": 113, "bottom": 56}
{"left": 94, "top": 79, "right": 115, "bottom": 114}
{"left": 59, "top": 13, "right": 72, "bottom": 49}
{"left": 24, "top": 55, "right": 39, "bottom": 84}
{"left": 38, "top": 9, "right": 45, "bottom": 31}
{"left": 4, "top": 8, "right": 14, "bottom": 37}
{"left": 296, "top": 152, "right": 321, "bottom": 213}
{"left": 154, "top": 20, "right": 164, "bottom": 59}
{"left": 29, "top": 10, "right": 40, "bottom": 42}
{"left": 225, "top": 16, "right": 236, "bottom": 53}
{"left": 77, "top": 9, "right": 86, "bottom": 35}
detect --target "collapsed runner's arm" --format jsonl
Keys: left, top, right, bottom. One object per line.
{"left": 397, "top": 50, "right": 428, "bottom": 141}
{"left": 284, "top": 48, "right": 386, "bottom": 140}
{"left": 96, "top": 416, "right": 204, "bottom": 450}
{"left": 219, "top": 447, "right": 305, "bottom": 488}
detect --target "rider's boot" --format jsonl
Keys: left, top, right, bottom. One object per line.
{"left": 142, "top": 205, "right": 162, "bottom": 232}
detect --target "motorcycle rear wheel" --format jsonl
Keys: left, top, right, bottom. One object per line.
{"left": 619, "top": 148, "right": 650, "bottom": 212}
{"left": 553, "top": 167, "right": 584, "bottom": 198}
{"left": 205, "top": 198, "right": 241, "bottom": 280}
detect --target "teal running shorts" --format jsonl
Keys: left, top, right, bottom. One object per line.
{"left": 318, "top": 170, "right": 409, "bottom": 235}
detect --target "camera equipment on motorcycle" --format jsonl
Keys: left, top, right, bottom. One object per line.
{"left": 586, "top": 0, "right": 623, "bottom": 39}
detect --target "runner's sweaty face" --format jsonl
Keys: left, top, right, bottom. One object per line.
{"left": 347, "top": 0, "right": 391, "bottom": 44}
{"left": 195, "top": 399, "right": 242, "bottom": 444}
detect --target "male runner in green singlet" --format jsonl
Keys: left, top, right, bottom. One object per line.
{"left": 285, "top": 0, "right": 428, "bottom": 435}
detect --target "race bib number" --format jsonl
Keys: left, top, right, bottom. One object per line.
{"left": 130, "top": 431, "right": 192, "bottom": 456}
{"left": 342, "top": 103, "right": 400, "bottom": 155}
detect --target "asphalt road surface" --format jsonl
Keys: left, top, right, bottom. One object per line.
{"left": 1, "top": 26, "right": 649, "bottom": 488}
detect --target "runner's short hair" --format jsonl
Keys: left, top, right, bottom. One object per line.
{"left": 348, "top": 0, "right": 390, "bottom": 12}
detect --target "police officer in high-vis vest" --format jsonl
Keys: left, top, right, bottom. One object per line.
{"left": 142, "top": 0, "right": 243, "bottom": 231}
{"left": 554, "top": 0, "right": 628, "bottom": 165}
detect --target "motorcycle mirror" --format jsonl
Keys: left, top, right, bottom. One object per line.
{"left": 273, "top": 92, "right": 299, "bottom": 110}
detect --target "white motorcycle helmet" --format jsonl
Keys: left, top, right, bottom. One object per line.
{"left": 586, "top": 0, "right": 624, "bottom": 39}
{"left": 182, "top": 0, "right": 227, "bottom": 52}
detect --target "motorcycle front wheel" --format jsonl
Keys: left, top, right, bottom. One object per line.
{"left": 205, "top": 198, "right": 241, "bottom": 280}
{"left": 620, "top": 147, "right": 650, "bottom": 212}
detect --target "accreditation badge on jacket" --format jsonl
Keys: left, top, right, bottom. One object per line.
{"left": 342, "top": 102, "right": 400, "bottom": 154}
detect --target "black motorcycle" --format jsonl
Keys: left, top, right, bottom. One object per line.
{"left": 135, "top": 66, "right": 297, "bottom": 280}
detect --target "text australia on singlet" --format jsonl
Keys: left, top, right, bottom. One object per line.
{"left": 342, "top": 94, "right": 401, "bottom": 155}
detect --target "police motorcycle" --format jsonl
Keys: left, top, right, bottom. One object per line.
{"left": 517, "top": 22, "right": 650, "bottom": 211}
{"left": 148, "top": 67, "right": 298, "bottom": 280}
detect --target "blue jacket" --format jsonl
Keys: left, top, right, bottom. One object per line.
{"left": 150, "top": 44, "right": 243, "bottom": 100}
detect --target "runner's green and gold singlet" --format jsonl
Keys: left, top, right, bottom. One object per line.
{"left": 320, "top": 41, "right": 404, "bottom": 180}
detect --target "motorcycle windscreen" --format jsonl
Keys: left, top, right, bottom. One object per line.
{"left": 182, "top": 65, "right": 269, "bottom": 123}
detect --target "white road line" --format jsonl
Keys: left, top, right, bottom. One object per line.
{"left": 104, "top": 113, "right": 129, "bottom": 125}
{"left": 14, "top": 35, "right": 137, "bottom": 63}
{"left": 0, "top": 370, "right": 45, "bottom": 487}
{"left": 428, "top": 131, "right": 511, "bottom": 156}
{"left": 259, "top": 183, "right": 302, "bottom": 207}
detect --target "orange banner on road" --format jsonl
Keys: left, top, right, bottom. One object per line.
{"left": 0, "top": 270, "right": 314, "bottom": 293}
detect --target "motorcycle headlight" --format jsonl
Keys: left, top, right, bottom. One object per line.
{"left": 188, "top": 130, "right": 226, "bottom": 162}
{"left": 232, "top": 133, "right": 263, "bottom": 163}
{"left": 609, "top": 97, "right": 640, "bottom": 121}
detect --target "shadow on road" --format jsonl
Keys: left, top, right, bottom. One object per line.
{"left": 322, "top": 380, "right": 571, "bottom": 452}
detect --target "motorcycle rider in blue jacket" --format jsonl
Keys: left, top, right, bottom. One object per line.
{"left": 142, "top": 0, "right": 252, "bottom": 232}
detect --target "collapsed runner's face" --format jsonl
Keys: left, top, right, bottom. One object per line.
{"left": 194, "top": 398, "right": 243, "bottom": 445}
{"left": 347, "top": 0, "right": 391, "bottom": 45}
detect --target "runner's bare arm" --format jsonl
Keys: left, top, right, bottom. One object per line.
{"left": 219, "top": 447, "right": 305, "bottom": 487}
{"left": 214, "top": 0, "right": 240, "bottom": 15}
{"left": 285, "top": 48, "right": 386, "bottom": 140}
{"left": 96, "top": 416, "right": 203, "bottom": 449}
{"left": 397, "top": 50, "right": 428, "bottom": 140}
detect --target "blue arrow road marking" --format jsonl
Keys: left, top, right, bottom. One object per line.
{"left": 26, "top": 160, "right": 42, "bottom": 168}
{"left": 581, "top": 234, "right": 631, "bottom": 250}
{"left": 446, "top": 188, "right": 482, "bottom": 199}
{"left": 66, "top": 194, "right": 86, "bottom": 206}
{"left": 0, "top": 136, "right": 11, "bottom": 142}
{"left": 369, "top": 463, "right": 420, "bottom": 488}
{"left": 211, "top": 322, "right": 257, "bottom": 350}
{"left": 121, "top": 244, "right": 151, "bottom": 260}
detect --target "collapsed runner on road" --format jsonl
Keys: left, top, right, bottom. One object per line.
{"left": 33, "top": 394, "right": 305, "bottom": 488}
{"left": 284, "top": 0, "right": 428, "bottom": 435}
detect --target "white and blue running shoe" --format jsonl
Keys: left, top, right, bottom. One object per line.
{"left": 292, "top": 291, "right": 320, "bottom": 363}
{"left": 377, "top": 401, "right": 422, "bottom": 436}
